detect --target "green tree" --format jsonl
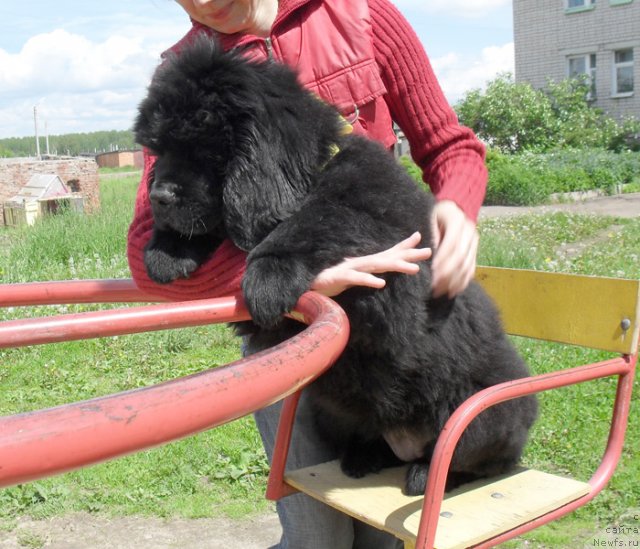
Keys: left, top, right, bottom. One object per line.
{"left": 0, "top": 145, "right": 15, "bottom": 158}
{"left": 455, "top": 73, "right": 635, "bottom": 153}
{"left": 544, "top": 78, "right": 619, "bottom": 149}
{"left": 455, "top": 73, "right": 556, "bottom": 153}
{"left": 0, "top": 130, "right": 136, "bottom": 157}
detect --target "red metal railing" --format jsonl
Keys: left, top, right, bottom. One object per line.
{"left": 266, "top": 345, "right": 637, "bottom": 548}
{"left": 0, "top": 279, "right": 349, "bottom": 488}
{"left": 416, "top": 353, "right": 637, "bottom": 548}
{"left": 2, "top": 278, "right": 636, "bottom": 548}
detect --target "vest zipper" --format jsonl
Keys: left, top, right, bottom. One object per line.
{"left": 264, "top": 37, "right": 274, "bottom": 61}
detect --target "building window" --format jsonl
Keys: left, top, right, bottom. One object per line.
{"left": 613, "top": 49, "right": 634, "bottom": 96}
{"left": 568, "top": 54, "right": 597, "bottom": 98}
{"left": 565, "top": 0, "right": 596, "bottom": 11}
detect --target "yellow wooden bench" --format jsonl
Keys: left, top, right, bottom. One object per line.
{"left": 266, "top": 267, "right": 640, "bottom": 548}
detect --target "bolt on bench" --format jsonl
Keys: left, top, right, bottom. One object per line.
{"left": 265, "top": 267, "right": 639, "bottom": 549}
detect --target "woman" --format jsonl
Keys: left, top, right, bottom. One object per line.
{"left": 127, "top": 1, "right": 487, "bottom": 547}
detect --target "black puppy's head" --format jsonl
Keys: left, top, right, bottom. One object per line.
{"left": 134, "top": 35, "right": 344, "bottom": 250}
{"left": 134, "top": 37, "right": 242, "bottom": 238}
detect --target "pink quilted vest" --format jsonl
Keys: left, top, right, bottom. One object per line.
{"left": 167, "top": 0, "right": 397, "bottom": 149}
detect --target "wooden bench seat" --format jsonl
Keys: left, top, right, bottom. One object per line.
{"left": 286, "top": 461, "right": 590, "bottom": 549}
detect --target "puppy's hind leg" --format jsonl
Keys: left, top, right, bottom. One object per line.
{"left": 446, "top": 397, "right": 536, "bottom": 489}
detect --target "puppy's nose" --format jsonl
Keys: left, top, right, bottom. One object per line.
{"left": 149, "top": 187, "right": 177, "bottom": 208}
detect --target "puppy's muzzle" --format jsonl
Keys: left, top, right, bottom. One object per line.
{"left": 149, "top": 185, "right": 178, "bottom": 208}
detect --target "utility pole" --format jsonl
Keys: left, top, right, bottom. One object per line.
{"left": 33, "top": 105, "right": 41, "bottom": 159}
{"left": 45, "top": 120, "right": 50, "bottom": 156}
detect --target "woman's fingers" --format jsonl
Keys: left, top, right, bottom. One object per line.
{"left": 311, "top": 232, "right": 432, "bottom": 297}
{"left": 431, "top": 201, "right": 479, "bottom": 298}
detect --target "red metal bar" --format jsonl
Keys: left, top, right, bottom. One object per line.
{"left": 0, "top": 294, "right": 248, "bottom": 348}
{"left": 0, "top": 284, "right": 349, "bottom": 488}
{"left": 0, "top": 278, "right": 166, "bottom": 306}
{"left": 415, "top": 354, "right": 637, "bottom": 549}
{"left": 470, "top": 353, "right": 637, "bottom": 548}
{"left": 266, "top": 392, "right": 304, "bottom": 500}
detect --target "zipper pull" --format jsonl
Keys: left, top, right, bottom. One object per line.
{"left": 264, "top": 37, "right": 274, "bottom": 61}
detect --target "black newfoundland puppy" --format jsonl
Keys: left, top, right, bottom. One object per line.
{"left": 134, "top": 37, "right": 537, "bottom": 495}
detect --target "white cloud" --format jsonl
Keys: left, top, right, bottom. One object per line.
{"left": 393, "top": 0, "right": 512, "bottom": 18}
{"left": 0, "top": 30, "right": 157, "bottom": 96}
{"left": 0, "top": 15, "right": 514, "bottom": 138}
{"left": 433, "top": 42, "right": 514, "bottom": 104}
{"left": 0, "top": 26, "right": 184, "bottom": 138}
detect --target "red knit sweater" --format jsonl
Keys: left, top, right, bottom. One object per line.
{"left": 127, "top": 0, "right": 487, "bottom": 300}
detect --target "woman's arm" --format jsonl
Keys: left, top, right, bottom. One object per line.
{"left": 370, "top": 0, "right": 487, "bottom": 296}
{"left": 369, "top": 0, "right": 487, "bottom": 221}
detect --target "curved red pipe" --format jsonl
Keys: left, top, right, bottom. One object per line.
{"left": 0, "top": 281, "right": 349, "bottom": 488}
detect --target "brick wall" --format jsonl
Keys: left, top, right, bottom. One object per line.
{"left": 513, "top": 0, "right": 640, "bottom": 120}
{"left": 96, "top": 150, "right": 143, "bottom": 169}
{"left": 0, "top": 157, "right": 100, "bottom": 225}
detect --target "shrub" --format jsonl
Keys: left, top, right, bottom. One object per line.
{"left": 485, "top": 148, "right": 640, "bottom": 205}
{"left": 485, "top": 149, "right": 552, "bottom": 205}
{"left": 401, "top": 147, "right": 640, "bottom": 206}
{"left": 398, "top": 155, "right": 424, "bottom": 184}
{"left": 608, "top": 117, "right": 640, "bottom": 152}
{"left": 456, "top": 74, "right": 635, "bottom": 153}
{"left": 456, "top": 74, "right": 556, "bottom": 153}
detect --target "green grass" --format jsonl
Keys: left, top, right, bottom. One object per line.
{"left": 0, "top": 177, "right": 136, "bottom": 282}
{"left": 478, "top": 213, "right": 640, "bottom": 547}
{"left": 0, "top": 176, "right": 267, "bottom": 520}
{"left": 0, "top": 182, "right": 638, "bottom": 547}
{"left": 98, "top": 166, "right": 142, "bottom": 175}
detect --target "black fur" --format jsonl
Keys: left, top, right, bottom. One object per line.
{"left": 134, "top": 36, "right": 538, "bottom": 495}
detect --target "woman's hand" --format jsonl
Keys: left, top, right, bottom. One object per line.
{"left": 311, "top": 232, "right": 432, "bottom": 297}
{"left": 430, "top": 200, "right": 479, "bottom": 298}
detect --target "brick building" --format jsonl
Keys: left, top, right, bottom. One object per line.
{"left": 0, "top": 157, "right": 100, "bottom": 225}
{"left": 513, "top": 0, "right": 639, "bottom": 120}
{"left": 95, "top": 149, "right": 143, "bottom": 169}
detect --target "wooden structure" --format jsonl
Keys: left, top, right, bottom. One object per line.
{"left": 3, "top": 174, "right": 83, "bottom": 227}
{"left": 267, "top": 267, "right": 639, "bottom": 548}
{"left": 95, "top": 149, "right": 143, "bottom": 169}
{"left": 0, "top": 268, "right": 637, "bottom": 548}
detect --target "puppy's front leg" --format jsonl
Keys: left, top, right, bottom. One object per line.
{"left": 242, "top": 254, "right": 314, "bottom": 328}
{"left": 144, "top": 228, "right": 218, "bottom": 284}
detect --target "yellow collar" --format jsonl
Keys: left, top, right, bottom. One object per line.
{"left": 326, "top": 116, "right": 353, "bottom": 161}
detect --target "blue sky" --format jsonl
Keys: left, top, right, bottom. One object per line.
{"left": 0, "top": 0, "right": 514, "bottom": 139}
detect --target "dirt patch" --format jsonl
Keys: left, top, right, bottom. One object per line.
{"left": 554, "top": 223, "right": 626, "bottom": 259}
{"left": 480, "top": 192, "right": 640, "bottom": 219}
{"left": 0, "top": 511, "right": 281, "bottom": 549}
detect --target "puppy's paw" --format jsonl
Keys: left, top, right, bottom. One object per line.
{"left": 339, "top": 437, "right": 400, "bottom": 479}
{"left": 242, "top": 256, "right": 309, "bottom": 329}
{"left": 144, "top": 247, "right": 199, "bottom": 284}
{"left": 404, "top": 464, "right": 480, "bottom": 495}
{"left": 341, "top": 448, "right": 383, "bottom": 479}
{"left": 404, "top": 462, "right": 429, "bottom": 496}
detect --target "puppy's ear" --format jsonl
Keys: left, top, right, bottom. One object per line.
{"left": 223, "top": 139, "right": 304, "bottom": 251}
{"left": 221, "top": 62, "right": 339, "bottom": 251}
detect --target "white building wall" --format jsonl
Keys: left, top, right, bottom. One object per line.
{"left": 513, "top": 0, "right": 640, "bottom": 120}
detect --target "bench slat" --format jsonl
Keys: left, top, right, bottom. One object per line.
{"left": 475, "top": 267, "right": 640, "bottom": 354}
{"left": 285, "top": 460, "right": 591, "bottom": 549}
